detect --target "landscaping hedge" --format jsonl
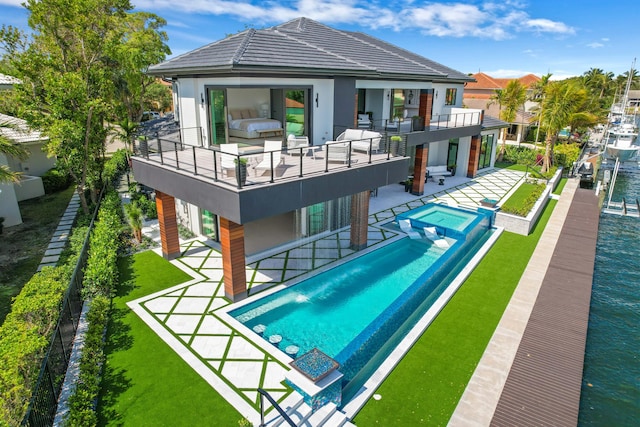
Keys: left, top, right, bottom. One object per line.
{"left": 42, "top": 166, "right": 72, "bottom": 194}
{"left": 0, "top": 267, "right": 69, "bottom": 425}
{"left": 501, "top": 182, "right": 546, "bottom": 216}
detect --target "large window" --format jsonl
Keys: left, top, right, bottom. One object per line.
{"left": 447, "top": 138, "right": 459, "bottom": 170}
{"left": 479, "top": 134, "right": 495, "bottom": 169}
{"left": 207, "top": 88, "right": 226, "bottom": 146}
{"left": 445, "top": 88, "right": 457, "bottom": 106}
{"left": 390, "top": 89, "right": 405, "bottom": 120}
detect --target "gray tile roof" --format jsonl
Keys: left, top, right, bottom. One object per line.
{"left": 150, "top": 18, "right": 473, "bottom": 83}
{"left": 0, "top": 113, "right": 46, "bottom": 144}
{"left": 481, "top": 115, "right": 510, "bottom": 130}
{"left": 0, "top": 73, "right": 21, "bottom": 86}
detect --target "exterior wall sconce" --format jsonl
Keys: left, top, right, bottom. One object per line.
{"left": 200, "top": 93, "right": 205, "bottom": 105}
{"left": 408, "top": 90, "right": 414, "bottom": 103}
{"left": 315, "top": 93, "right": 319, "bottom": 107}
{"left": 434, "top": 90, "right": 438, "bottom": 99}
{"left": 386, "top": 90, "right": 390, "bottom": 100}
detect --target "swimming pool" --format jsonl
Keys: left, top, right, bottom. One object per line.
{"left": 230, "top": 203, "right": 493, "bottom": 404}
{"left": 396, "top": 203, "right": 479, "bottom": 237}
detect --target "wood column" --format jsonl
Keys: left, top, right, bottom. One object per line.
{"left": 467, "top": 135, "right": 481, "bottom": 178}
{"left": 219, "top": 217, "right": 247, "bottom": 302}
{"left": 350, "top": 191, "right": 370, "bottom": 251}
{"left": 412, "top": 144, "right": 428, "bottom": 195}
{"left": 155, "top": 191, "right": 181, "bottom": 260}
{"left": 419, "top": 90, "right": 434, "bottom": 127}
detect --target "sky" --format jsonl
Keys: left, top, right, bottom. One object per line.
{"left": 0, "top": 0, "right": 637, "bottom": 80}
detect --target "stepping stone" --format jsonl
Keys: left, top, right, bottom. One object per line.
{"left": 253, "top": 324, "right": 266, "bottom": 335}
{"left": 52, "top": 230, "right": 69, "bottom": 238}
{"left": 58, "top": 220, "right": 74, "bottom": 226}
{"left": 41, "top": 255, "right": 60, "bottom": 264}
{"left": 44, "top": 248, "right": 64, "bottom": 256}
{"left": 48, "top": 241, "right": 66, "bottom": 249}
{"left": 56, "top": 225, "right": 72, "bottom": 232}
{"left": 37, "top": 263, "right": 57, "bottom": 271}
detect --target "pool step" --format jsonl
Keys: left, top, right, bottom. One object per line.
{"left": 266, "top": 393, "right": 354, "bottom": 427}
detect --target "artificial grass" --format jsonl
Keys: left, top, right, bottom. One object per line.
{"left": 97, "top": 251, "right": 242, "bottom": 426}
{"left": 354, "top": 199, "right": 558, "bottom": 426}
{"left": 554, "top": 177, "right": 568, "bottom": 195}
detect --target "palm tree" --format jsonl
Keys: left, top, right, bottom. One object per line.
{"left": 502, "top": 79, "right": 527, "bottom": 138}
{"left": 530, "top": 73, "right": 553, "bottom": 145}
{"left": 486, "top": 89, "right": 507, "bottom": 158}
{"left": 539, "top": 81, "right": 587, "bottom": 172}
{"left": 0, "top": 123, "right": 28, "bottom": 184}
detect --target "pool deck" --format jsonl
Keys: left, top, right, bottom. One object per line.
{"left": 449, "top": 178, "right": 600, "bottom": 426}
{"left": 128, "top": 168, "right": 600, "bottom": 426}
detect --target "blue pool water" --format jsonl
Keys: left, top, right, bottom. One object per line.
{"left": 231, "top": 203, "right": 493, "bottom": 403}
{"left": 397, "top": 203, "right": 478, "bottom": 232}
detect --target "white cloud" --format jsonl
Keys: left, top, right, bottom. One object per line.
{"left": 137, "top": 0, "right": 576, "bottom": 41}
{"left": 524, "top": 18, "right": 575, "bottom": 35}
{"left": 0, "top": 0, "right": 23, "bottom": 6}
{"left": 587, "top": 42, "right": 604, "bottom": 49}
{"left": 486, "top": 69, "right": 538, "bottom": 78}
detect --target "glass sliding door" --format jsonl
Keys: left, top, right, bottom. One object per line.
{"left": 208, "top": 88, "right": 227, "bottom": 146}
{"left": 479, "top": 134, "right": 494, "bottom": 169}
{"left": 447, "top": 138, "right": 459, "bottom": 169}
{"left": 201, "top": 209, "right": 217, "bottom": 240}
{"left": 285, "top": 89, "right": 307, "bottom": 136}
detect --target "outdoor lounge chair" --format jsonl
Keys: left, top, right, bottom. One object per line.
{"left": 399, "top": 219, "right": 422, "bottom": 239}
{"left": 254, "top": 140, "right": 284, "bottom": 175}
{"left": 423, "top": 226, "right": 450, "bottom": 248}
{"left": 325, "top": 141, "right": 351, "bottom": 163}
{"left": 220, "top": 143, "right": 239, "bottom": 177}
{"left": 287, "top": 134, "right": 310, "bottom": 156}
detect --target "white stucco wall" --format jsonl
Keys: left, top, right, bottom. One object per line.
{"left": 175, "top": 77, "right": 335, "bottom": 147}
{"left": 0, "top": 181, "right": 22, "bottom": 227}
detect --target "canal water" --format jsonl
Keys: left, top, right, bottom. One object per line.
{"left": 578, "top": 169, "right": 640, "bottom": 425}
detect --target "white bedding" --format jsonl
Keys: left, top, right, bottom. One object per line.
{"left": 229, "top": 118, "right": 282, "bottom": 132}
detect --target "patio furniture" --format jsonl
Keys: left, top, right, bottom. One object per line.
{"left": 357, "top": 113, "right": 371, "bottom": 129}
{"left": 220, "top": 143, "right": 240, "bottom": 177}
{"left": 254, "top": 140, "right": 284, "bottom": 175}
{"left": 324, "top": 141, "right": 351, "bottom": 163}
{"left": 287, "top": 135, "right": 314, "bottom": 158}
{"left": 336, "top": 128, "right": 382, "bottom": 154}
{"left": 423, "top": 226, "right": 450, "bottom": 248}
{"left": 398, "top": 219, "right": 421, "bottom": 239}
{"left": 426, "top": 165, "right": 452, "bottom": 181}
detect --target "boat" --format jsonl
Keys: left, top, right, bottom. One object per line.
{"left": 604, "top": 60, "right": 640, "bottom": 162}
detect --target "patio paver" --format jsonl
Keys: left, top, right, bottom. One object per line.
{"left": 128, "top": 168, "right": 525, "bottom": 425}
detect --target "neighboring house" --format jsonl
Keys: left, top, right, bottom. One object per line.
{"left": 133, "top": 17, "right": 505, "bottom": 301}
{"left": 0, "top": 73, "right": 21, "bottom": 90}
{"left": 464, "top": 72, "right": 540, "bottom": 143}
{"left": 0, "top": 113, "right": 54, "bottom": 227}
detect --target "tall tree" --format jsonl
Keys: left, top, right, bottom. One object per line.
{"left": 539, "top": 81, "right": 587, "bottom": 172}
{"left": 1, "top": 0, "right": 169, "bottom": 213}
{"left": 529, "top": 73, "right": 553, "bottom": 145}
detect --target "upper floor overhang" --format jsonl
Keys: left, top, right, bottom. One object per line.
{"left": 131, "top": 141, "right": 409, "bottom": 224}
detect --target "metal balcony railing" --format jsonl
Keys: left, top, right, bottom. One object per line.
{"left": 133, "top": 132, "right": 409, "bottom": 190}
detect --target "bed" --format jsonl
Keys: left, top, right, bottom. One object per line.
{"left": 227, "top": 109, "right": 283, "bottom": 139}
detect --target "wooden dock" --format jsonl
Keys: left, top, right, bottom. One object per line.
{"left": 450, "top": 179, "right": 600, "bottom": 427}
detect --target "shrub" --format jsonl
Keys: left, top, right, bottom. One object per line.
{"left": 102, "top": 149, "right": 129, "bottom": 187}
{"left": 64, "top": 295, "right": 110, "bottom": 427}
{"left": 554, "top": 142, "right": 581, "bottom": 169}
{"left": 0, "top": 267, "right": 68, "bottom": 425}
{"left": 83, "top": 191, "right": 123, "bottom": 298}
{"left": 501, "top": 182, "right": 546, "bottom": 216}
{"left": 41, "top": 166, "right": 72, "bottom": 194}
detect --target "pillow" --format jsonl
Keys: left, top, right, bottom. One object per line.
{"left": 230, "top": 110, "right": 242, "bottom": 120}
{"left": 248, "top": 109, "right": 258, "bottom": 118}
{"left": 241, "top": 109, "right": 252, "bottom": 119}
{"left": 358, "top": 114, "right": 369, "bottom": 121}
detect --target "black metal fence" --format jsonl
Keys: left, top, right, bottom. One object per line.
{"left": 21, "top": 194, "right": 101, "bottom": 426}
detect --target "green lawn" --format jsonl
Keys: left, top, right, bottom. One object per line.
{"left": 0, "top": 186, "right": 75, "bottom": 324}
{"left": 354, "top": 199, "right": 557, "bottom": 426}
{"left": 97, "top": 251, "right": 242, "bottom": 426}
{"left": 554, "top": 177, "right": 568, "bottom": 195}
{"left": 99, "top": 199, "right": 557, "bottom": 426}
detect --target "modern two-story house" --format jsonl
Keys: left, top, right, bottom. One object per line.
{"left": 133, "top": 18, "right": 502, "bottom": 301}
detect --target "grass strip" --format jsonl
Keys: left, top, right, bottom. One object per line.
{"left": 97, "top": 251, "right": 242, "bottom": 426}
{"left": 354, "top": 199, "right": 557, "bottom": 426}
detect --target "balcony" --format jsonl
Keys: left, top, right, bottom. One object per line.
{"left": 131, "top": 134, "right": 410, "bottom": 224}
